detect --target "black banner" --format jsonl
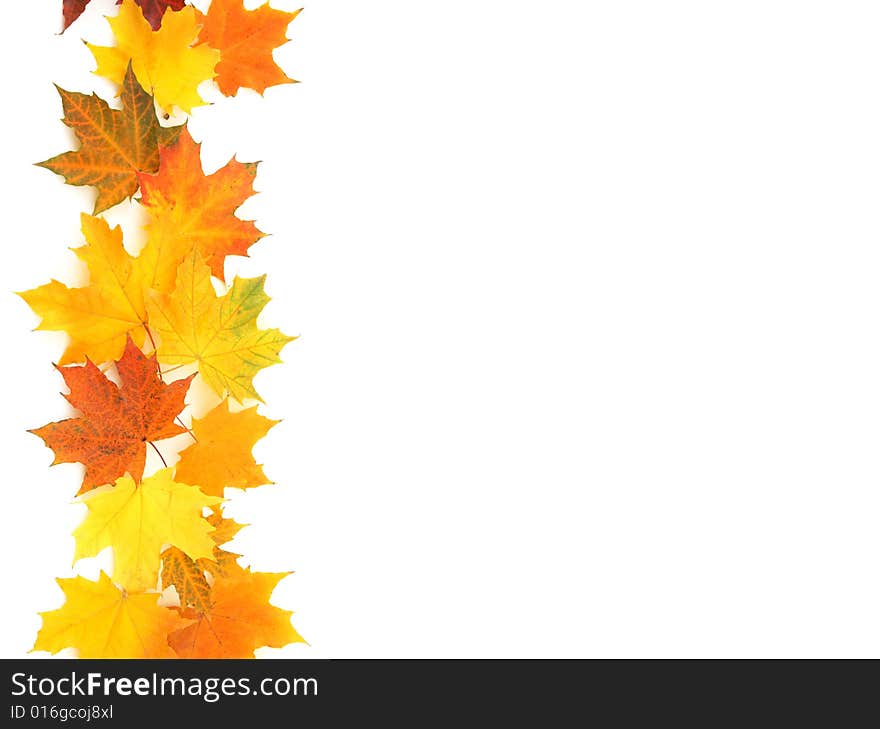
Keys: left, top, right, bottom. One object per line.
{"left": 2, "top": 658, "right": 861, "bottom": 723}
{"left": 2, "top": 659, "right": 579, "bottom": 724}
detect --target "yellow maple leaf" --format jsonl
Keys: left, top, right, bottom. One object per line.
{"left": 33, "top": 572, "right": 179, "bottom": 658}
{"left": 73, "top": 469, "right": 222, "bottom": 592}
{"left": 175, "top": 399, "right": 277, "bottom": 497}
{"left": 147, "top": 251, "right": 295, "bottom": 403}
{"left": 89, "top": 0, "right": 219, "bottom": 114}
{"left": 19, "top": 214, "right": 147, "bottom": 365}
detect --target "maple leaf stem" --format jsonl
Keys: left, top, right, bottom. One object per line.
{"left": 177, "top": 417, "right": 198, "bottom": 442}
{"left": 143, "top": 322, "right": 159, "bottom": 353}
{"left": 147, "top": 441, "right": 168, "bottom": 468}
{"left": 144, "top": 323, "right": 197, "bottom": 442}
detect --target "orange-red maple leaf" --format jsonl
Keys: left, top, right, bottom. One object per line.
{"left": 198, "top": 0, "right": 302, "bottom": 96}
{"left": 30, "top": 336, "right": 193, "bottom": 494}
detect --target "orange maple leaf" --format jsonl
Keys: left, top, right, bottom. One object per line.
{"left": 138, "top": 127, "right": 263, "bottom": 289}
{"left": 168, "top": 569, "right": 304, "bottom": 658}
{"left": 30, "top": 336, "right": 193, "bottom": 494}
{"left": 198, "top": 0, "right": 302, "bottom": 96}
{"left": 174, "top": 399, "right": 277, "bottom": 497}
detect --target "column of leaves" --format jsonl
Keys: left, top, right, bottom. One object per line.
{"left": 20, "top": 0, "right": 304, "bottom": 658}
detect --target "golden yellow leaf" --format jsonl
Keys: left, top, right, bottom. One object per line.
{"left": 34, "top": 572, "right": 179, "bottom": 658}
{"left": 73, "top": 469, "right": 222, "bottom": 592}
{"left": 19, "top": 214, "right": 147, "bottom": 365}
{"left": 147, "top": 251, "right": 294, "bottom": 403}
{"left": 89, "top": 0, "right": 219, "bottom": 114}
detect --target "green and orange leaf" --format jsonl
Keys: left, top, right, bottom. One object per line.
{"left": 197, "top": 0, "right": 302, "bottom": 96}
{"left": 37, "top": 63, "right": 169, "bottom": 214}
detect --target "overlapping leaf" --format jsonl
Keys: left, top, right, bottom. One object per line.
{"left": 138, "top": 127, "right": 263, "bottom": 291}
{"left": 34, "top": 572, "right": 180, "bottom": 658}
{"left": 89, "top": 0, "right": 219, "bottom": 114}
{"left": 126, "top": 0, "right": 186, "bottom": 30}
{"left": 148, "top": 251, "right": 294, "bottom": 403}
{"left": 19, "top": 214, "right": 147, "bottom": 365}
{"left": 168, "top": 569, "right": 303, "bottom": 658}
{"left": 30, "top": 336, "right": 193, "bottom": 493}
{"left": 63, "top": 0, "right": 185, "bottom": 32}
{"left": 34, "top": 0, "right": 304, "bottom": 661}
{"left": 161, "top": 512, "right": 246, "bottom": 612}
{"left": 161, "top": 547, "right": 213, "bottom": 612}
{"left": 175, "top": 399, "right": 277, "bottom": 496}
{"left": 38, "top": 64, "right": 169, "bottom": 213}
{"left": 62, "top": 0, "right": 91, "bottom": 31}
{"left": 74, "top": 469, "right": 221, "bottom": 592}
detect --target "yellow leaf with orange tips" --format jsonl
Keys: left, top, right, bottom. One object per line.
{"left": 89, "top": 0, "right": 219, "bottom": 114}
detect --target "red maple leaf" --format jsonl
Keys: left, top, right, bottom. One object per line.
{"left": 63, "top": 0, "right": 185, "bottom": 32}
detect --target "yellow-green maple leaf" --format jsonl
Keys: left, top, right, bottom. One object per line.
{"left": 73, "top": 469, "right": 221, "bottom": 592}
{"left": 147, "top": 251, "right": 294, "bottom": 403}
{"left": 89, "top": 0, "right": 219, "bottom": 114}
{"left": 19, "top": 214, "right": 147, "bottom": 365}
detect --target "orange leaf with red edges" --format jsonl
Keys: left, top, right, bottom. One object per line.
{"left": 30, "top": 336, "right": 194, "bottom": 494}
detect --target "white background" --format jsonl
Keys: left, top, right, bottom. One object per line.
{"left": 1, "top": 0, "right": 880, "bottom": 658}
